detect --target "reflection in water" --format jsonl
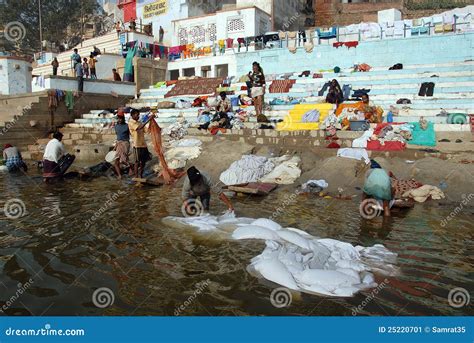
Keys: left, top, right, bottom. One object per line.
{"left": 0, "top": 171, "right": 472, "bottom": 316}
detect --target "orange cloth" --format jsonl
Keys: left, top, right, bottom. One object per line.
{"left": 148, "top": 119, "right": 185, "bottom": 184}
{"left": 335, "top": 101, "right": 365, "bottom": 116}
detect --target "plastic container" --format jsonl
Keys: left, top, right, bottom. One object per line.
{"left": 387, "top": 111, "right": 393, "bottom": 123}
{"left": 349, "top": 120, "right": 369, "bottom": 131}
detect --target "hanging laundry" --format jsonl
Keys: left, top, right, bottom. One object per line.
{"left": 226, "top": 38, "right": 234, "bottom": 49}
{"left": 65, "top": 91, "right": 74, "bottom": 110}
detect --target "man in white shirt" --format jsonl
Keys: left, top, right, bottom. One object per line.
{"left": 43, "top": 132, "right": 75, "bottom": 182}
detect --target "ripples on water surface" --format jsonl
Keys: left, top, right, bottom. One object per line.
{"left": 0, "top": 171, "right": 472, "bottom": 316}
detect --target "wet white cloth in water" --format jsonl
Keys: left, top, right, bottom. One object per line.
{"left": 162, "top": 214, "right": 398, "bottom": 297}
{"left": 337, "top": 148, "right": 370, "bottom": 164}
{"left": 260, "top": 156, "right": 301, "bottom": 185}
{"left": 352, "top": 129, "right": 374, "bottom": 148}
{"left": 220, "top": 155, "right": 275, "bottom": 185}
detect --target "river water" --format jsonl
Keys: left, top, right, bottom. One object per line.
{"left": 0, "top": 171, "right": 472, "bottom": 316}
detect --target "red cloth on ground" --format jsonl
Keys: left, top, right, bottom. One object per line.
{"left": 333, "top": 42, "right": 344, "bottom": 48}
{"left": 326, "top": 142, "right": 340, "bottom": 149}
{"left": 367, "top": 140, "right": 406, "bottom": 151}
{"left": 344, "top": 41, "right": 359, "bottom": 49}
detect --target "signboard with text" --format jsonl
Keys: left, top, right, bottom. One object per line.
{"left": 143, "top": 0, "right": 168, "bottom": 19}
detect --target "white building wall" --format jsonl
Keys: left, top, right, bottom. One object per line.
{"left": 31, "top": 76, "right": 135, "bottom": 96}
{"left": 171, "top": 7, "right": 269, "bottom": 46}
{"left": 168, "top": 54, "right": 237, "bottom": 79}
{"left": 0, "top": 57, "right": 32, "bottom": 95}
{"left": 136, "top": 0, "right": 190, "bottom": 46}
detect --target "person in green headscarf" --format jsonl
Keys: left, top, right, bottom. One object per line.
{"left": 362, "top": 159, "right": 393, "bottom": 217}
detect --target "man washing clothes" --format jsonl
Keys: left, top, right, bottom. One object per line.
{"left": 128, "top": 109, "right": 155, "bottom": 178}
{"left": 182, "top": 166, "right": 233, "bottom": 215}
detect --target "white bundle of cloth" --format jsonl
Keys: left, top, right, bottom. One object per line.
{"left": 164, "top": 139, "right": 202, "bottom": 169}
{"left": 260, "top": 156, "right": 302, "bottom": 185}
{"left": 219, "top": 155, "right": 275, "bottom": 185}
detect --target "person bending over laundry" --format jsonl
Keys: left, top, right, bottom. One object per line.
{"left": 43, "top": 132, "right": 75, "bottom": 182}
{"left": 128, "top": 109, "right": 155, "bottom": 178}
{"left": 3, "top": 144, "right": 27, "bottom": 173}
{"left": 113, "top": 112, "right": 130, "bottom": 179}
{"left": 362, "top": 159, "right": 393, "bottom": 217}
{"left": 360, "top": 94, "right": 383, "bottom": 123}
{"left": 182, "top": 166, "right": 233, "bottom": 214}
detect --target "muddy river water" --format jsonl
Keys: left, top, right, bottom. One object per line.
{"left": 0, "top": 171, "right": 472, "bottom": 316}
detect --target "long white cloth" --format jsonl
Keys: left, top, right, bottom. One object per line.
{"left": 337, "top": 148, "right": 370, "bottom": 164}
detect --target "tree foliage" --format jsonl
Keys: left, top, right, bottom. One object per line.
{"left": 0, "top": 0, "right": 99, "bottom": 54}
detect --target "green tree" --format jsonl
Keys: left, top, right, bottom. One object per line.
{"left": 0, "top": 0, "right": 100, "bottom": 55}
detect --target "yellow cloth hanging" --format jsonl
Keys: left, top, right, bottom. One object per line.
{"left": 218, "top": 40, "right": 225, "bottom": 48}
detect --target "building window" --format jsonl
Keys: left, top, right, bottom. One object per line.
{"left": 178, "top": 28, "right": 188, "bottom": 45}
{"left": 208, "top": 23, "right": 217, "bottom": 41}
{"left": 227, "top": 18, "right": 245, "bottom": 33}
{"left": 190, "top": 25, "right": 206, "bottom": 44}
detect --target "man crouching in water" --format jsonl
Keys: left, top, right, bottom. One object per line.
{"left": 42, "top": 132, "right": 75, "bottom": 183}
{"left": 182, "top": 166, "right": 233, "bottom": 215}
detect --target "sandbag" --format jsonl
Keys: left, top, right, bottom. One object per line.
{"left": 157, "top": 101, "right": 175, "bottom": 109}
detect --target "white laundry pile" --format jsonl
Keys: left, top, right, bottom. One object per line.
{"left": 260, "top": 156, "right": 302, "bottom": 185}
{"left": 164, "top": 139, "right": 202, "bottom": 169}
{"left": 337, "top": 148, "right": 370, "bottom": 164}
{"left": 402, "top": 185, "right": 445, "bottom": 203}
{"left": 219, "top": 155, "right": 275, "bottom": 185}
{"left": 352, "top": 129, "right": 374, "bottom": 148}
{"left": 162, "top": 214, "right": 398, "bottom": 297}
{"left": 163, "top": 116, "right": 190, "bottom": 141}
{"left": 220, "top": 155, "right": 302, "bottom": 186}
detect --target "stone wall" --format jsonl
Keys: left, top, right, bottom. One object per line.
{"left": 0, "top": 91, "right": 133, "bottom": 156}
{"left": 116, "top": 57, "right": 167, "bottom": 94}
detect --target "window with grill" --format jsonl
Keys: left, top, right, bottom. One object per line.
{"left": 178, "top": 28, "right": 188, "bottom": 45}
{"left": 227, "top": 18, "right": 245, "bottom": 33}
{"left": 190, "top": 25, "right": 206, "bottom": 44}
{"left": 208, "top": 23, "right": 217, "bottom": 41}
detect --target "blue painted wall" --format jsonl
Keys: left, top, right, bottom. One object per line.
{"left": 235, "top": 33, "right": 474, "bottom": 75}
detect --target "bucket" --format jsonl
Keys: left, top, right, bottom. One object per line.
{"left": 105, "top": 151, "right": 117, "bottom": 163}
{"left": 349, "top": 120, "right": 369, "bottom": 131}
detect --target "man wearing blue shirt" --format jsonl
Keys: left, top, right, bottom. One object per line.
{"left": 75, "top": 62, "right": 84, "bottom": 92}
